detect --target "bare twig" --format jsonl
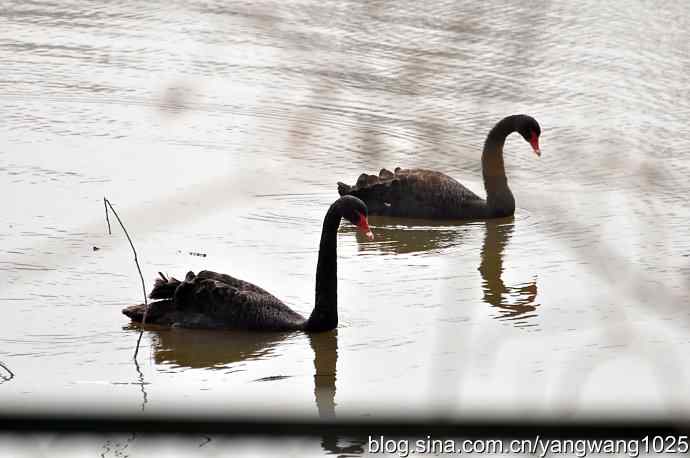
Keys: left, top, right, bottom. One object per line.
{"left": 133, "top": 357, "right": 148, "bottom": 411}
{"left": 103, "top": 197, "right": 112, "bottom": 235}
{"left": 0, "top": 360, "right": 14, "bottom": 382}
{"left": 103, "top": 197, "right": 148, "bottom": 360}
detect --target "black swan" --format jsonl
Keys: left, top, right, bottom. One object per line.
{"left": 122, "top": 195, "right": 374, "bottom": 332}
{"left": 337, "top": 114, "right": 541, "bottom": 219}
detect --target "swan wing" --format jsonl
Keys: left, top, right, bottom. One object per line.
{"left": 176, "top": 275, "right": 306, "bottom": 331}
{"left": 338, "top": 168, "right": 485, "bottom": 218}
{"left": 195, "top": 270, "right": 279, "bottom": 298}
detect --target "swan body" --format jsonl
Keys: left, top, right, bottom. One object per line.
{"left": 337, "top": 115, "right": 541, "bottom": 219}
{"left": 122, "top": 196, "right": 373, "bottom": 332}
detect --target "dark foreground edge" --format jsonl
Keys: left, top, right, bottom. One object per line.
{"left": 1, "top": 414, "right": 688, "bottom": 439}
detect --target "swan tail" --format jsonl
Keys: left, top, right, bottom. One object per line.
{"left": 149, "top": 272, "right": 182, "bottom": 299}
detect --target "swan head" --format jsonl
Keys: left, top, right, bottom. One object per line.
{"left": 516, "top": 115, "right": 541, "bottom": 157}
{"left": 338, "top": 195, "right": 374, "bottom": 241}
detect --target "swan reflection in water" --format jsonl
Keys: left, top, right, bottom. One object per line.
{"left": 349, "top": 215, "right": 466, "bottom": 254}
{"left": 479, "top": 217, "right": 539, "bottom": 326}
{"left": 348, "top": 215, "right": 539, "bottom": 325}
{"left": 148, "top": 326, "right": 294, "bottom": 368}
{"left": 309, "top": 331, "right": 365, "bottom": 456}
{"left": 144, "top": 327, "right": 364, "bottom": 456}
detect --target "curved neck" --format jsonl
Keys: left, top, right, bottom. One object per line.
{"left": 481, "top": 116, "right": 518, "bottom": 216}
{"left": 305, "top": 202, "right": 341, "bottom": 332}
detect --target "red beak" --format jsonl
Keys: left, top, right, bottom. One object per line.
{"left": 357, "top": 213, "right": 374, "bottom": 241}
{"left": 529, "top": 131, "right": 541, "bottom": 157}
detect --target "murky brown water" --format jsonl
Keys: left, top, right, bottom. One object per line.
{"left": 2, "top": 0, "right": 690, "bottom": 455}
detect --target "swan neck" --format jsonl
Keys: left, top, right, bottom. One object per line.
{"left": 478, "top": 220, "right": 512, "bottom": 306}
{"left": 306, "top": 202, "right": 340, "bottom": 332}
{"left": 481, "top": 116, "right": 517, "bottom": 216}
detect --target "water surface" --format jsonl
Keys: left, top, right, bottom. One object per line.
{"left": 1, "top": 0, "right": 690, "bottom": 455}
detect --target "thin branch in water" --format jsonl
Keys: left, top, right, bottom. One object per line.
{"left": 133, "top": 357, "right": 148, "bottom": 412}
{"left": 103, "top": 197, "right": 112, "bottom": 235}
{"left": 103, "top": 197, "right": 149, "bottom": 360}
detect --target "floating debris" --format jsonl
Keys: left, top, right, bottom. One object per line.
{"left": 177, "top": 250, "right": 208, "bottom": 257}
{"left": 253, "top": 375, "right": 292, "bottom": 382}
